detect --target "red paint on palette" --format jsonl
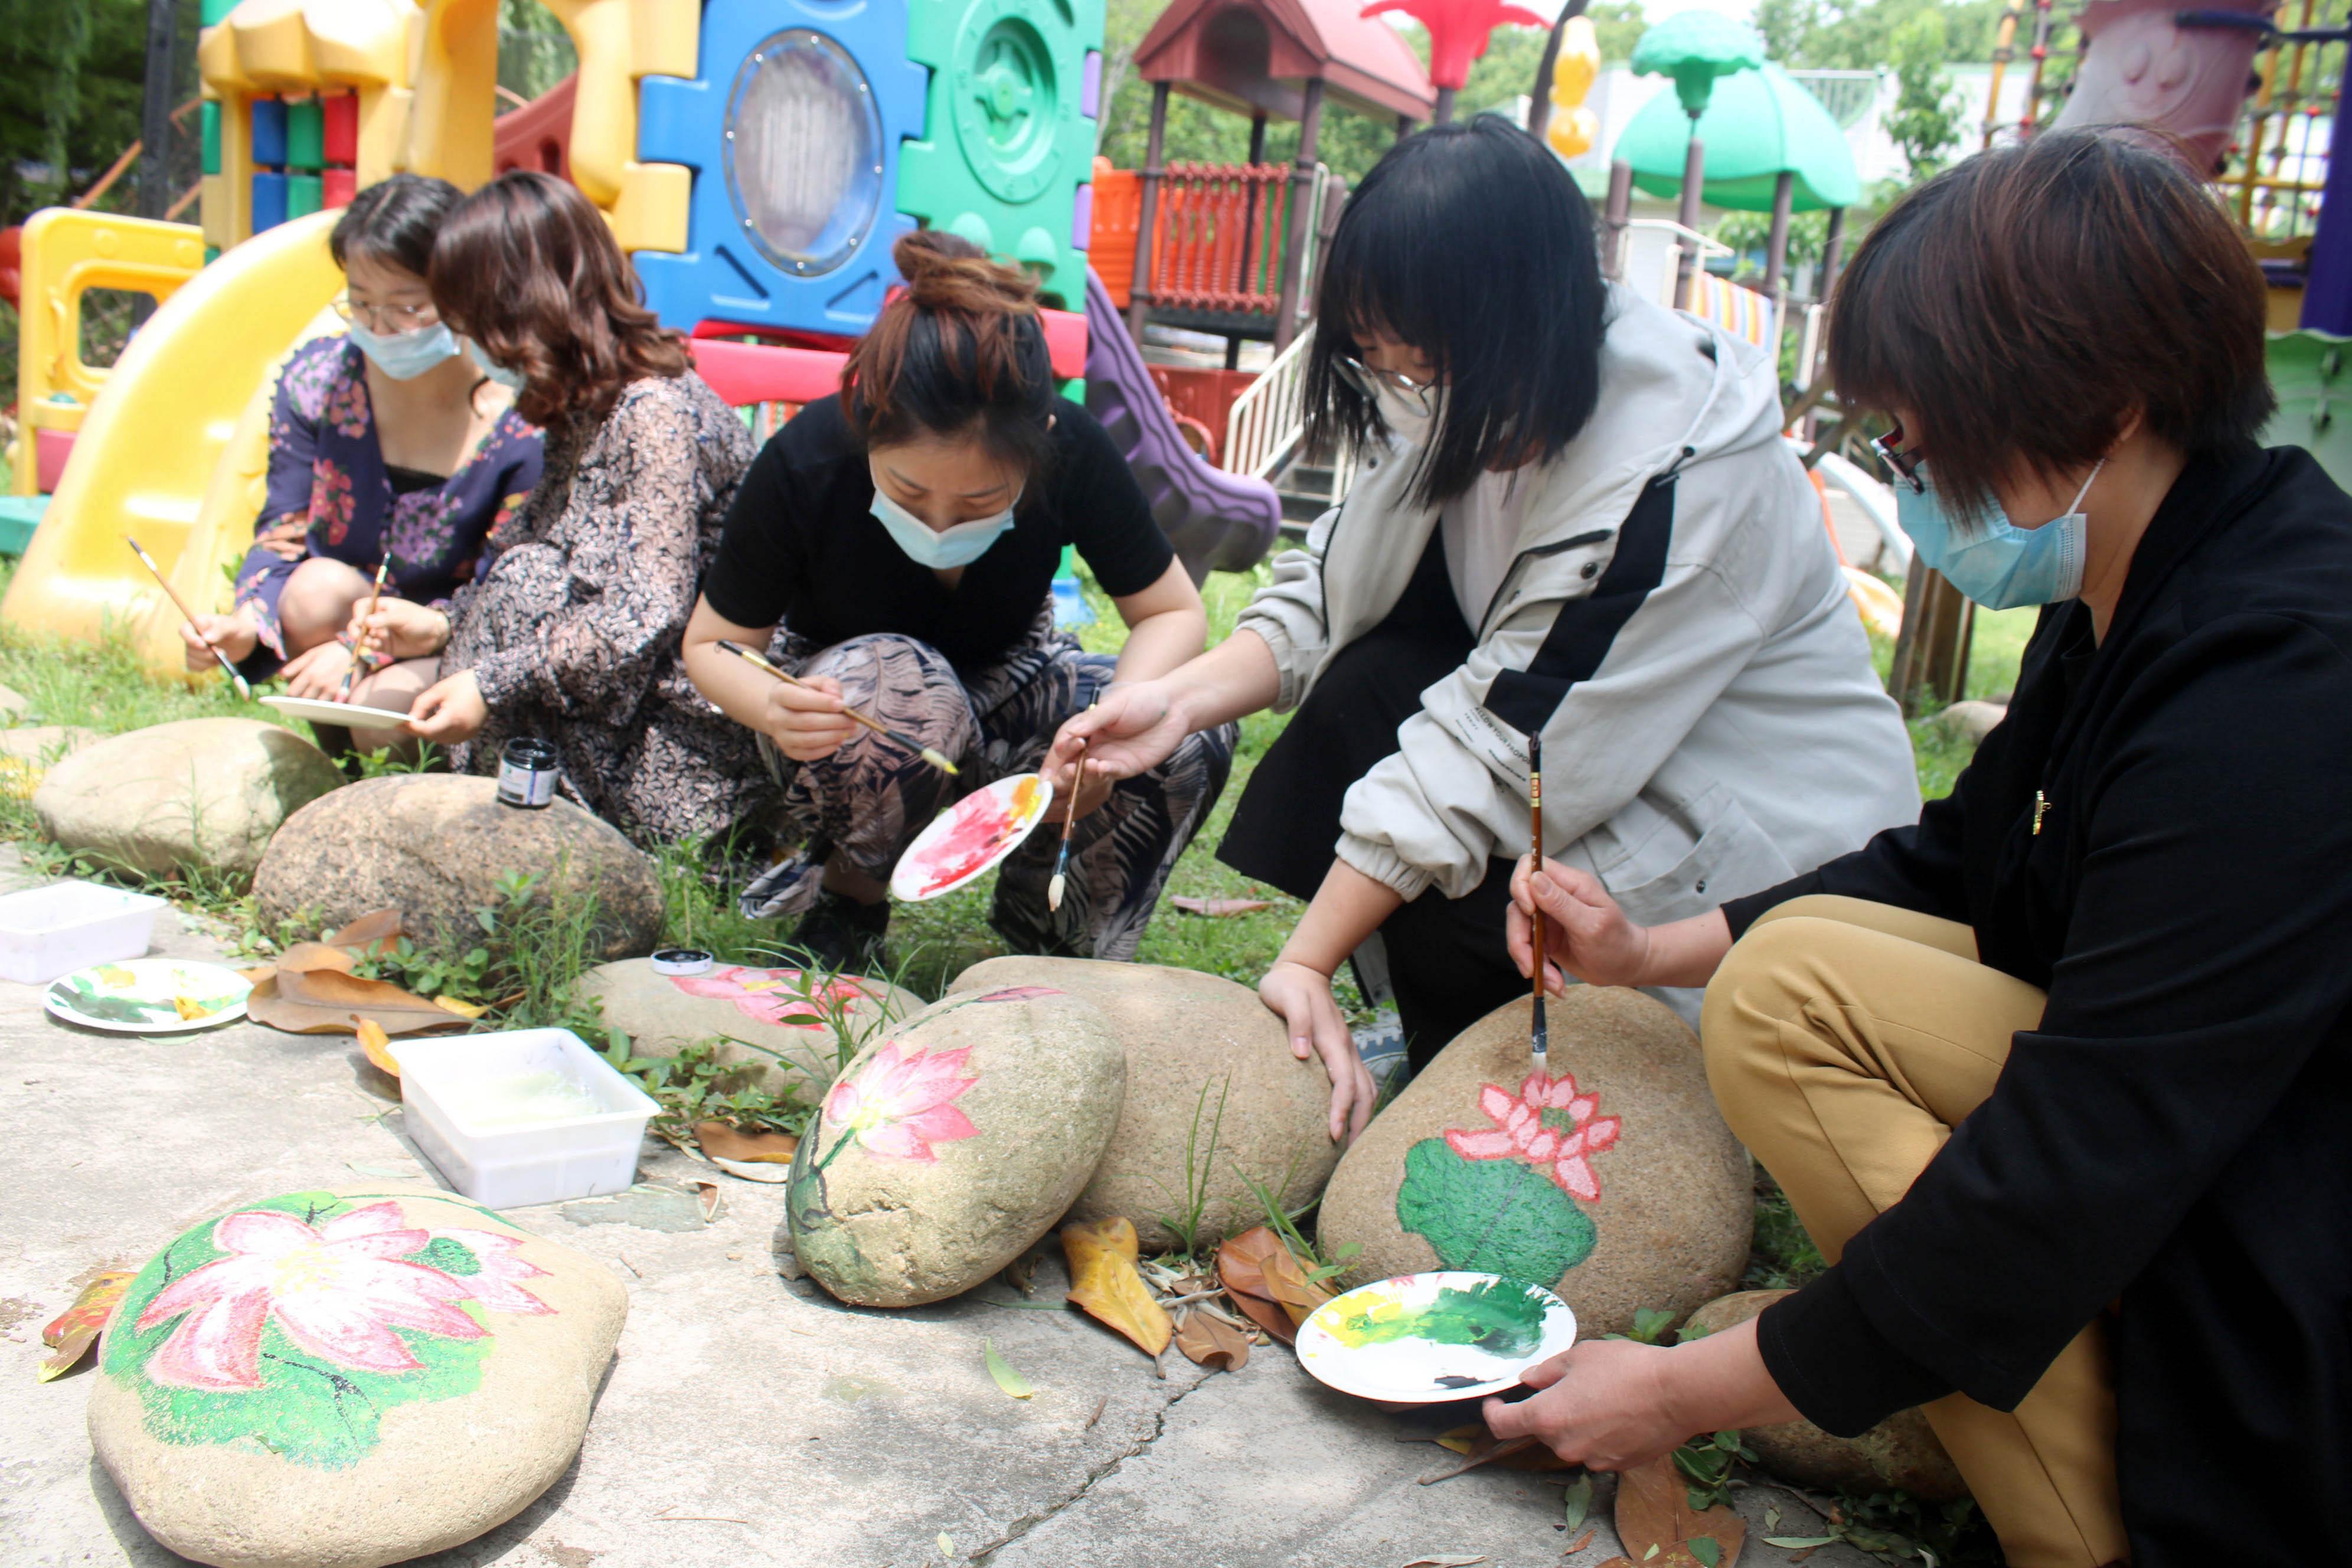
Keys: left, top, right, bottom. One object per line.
{"left": 909, "top": 778, "right": 1046, "bottom": 894}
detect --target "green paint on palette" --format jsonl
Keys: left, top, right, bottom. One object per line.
{"left": 1326, "top": 1278, "right": 1551, "bottom": 1359}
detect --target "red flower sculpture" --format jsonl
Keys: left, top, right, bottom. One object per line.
{"left": 1362, "top": 0, "right": 1549, "bottom": 93}
{"left": 1443, "top": 1069, "right": 1622, "bottom": 1201}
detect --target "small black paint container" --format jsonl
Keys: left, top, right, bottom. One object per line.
{"left": 495, "top": 738, "right": 559, "bottom": 809}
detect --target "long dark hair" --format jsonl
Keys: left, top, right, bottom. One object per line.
{"left": 841, "top": 230, "right": 1057, "bottom": 479}
{"left": 1305, "top": 115, "right": 1608, "bottom": 507}
{"left": 329, "top": 172, "right": 462, "bottom": 279}
{"left": 427, "top": 171, "right": 690, "bottom": 427}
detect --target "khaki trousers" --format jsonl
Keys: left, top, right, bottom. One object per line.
{"left": 1700, "top": 895, "right": 2128, "bottom": 1567}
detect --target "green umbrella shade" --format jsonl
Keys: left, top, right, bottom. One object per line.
{"left": 1629, "top": 11, "right": 1766, "bottom": 116}
{"left": 1616, "top": 61, "right": 1862, "bottom": 212}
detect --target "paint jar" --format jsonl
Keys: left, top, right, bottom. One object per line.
{"left": 495, "top": 738, "right": 558, "bottom": 809}
{"left": 649, "top": 948, "right": 714, "bottom": 977}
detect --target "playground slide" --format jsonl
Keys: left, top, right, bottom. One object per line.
{"left": 1081, "top": 268, "right": 1283, "bottom": 581}
{"left": 1, "top": 210, "right": 344, "bottom": 674}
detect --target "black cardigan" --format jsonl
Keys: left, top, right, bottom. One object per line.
{"left": 1721, "top": 448, "right": 2352, "bottom": 1564}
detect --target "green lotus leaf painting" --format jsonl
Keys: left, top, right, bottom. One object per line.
{"left": 1395, "top": 1069, "right": 1623, "bottom": 1281}
{"left": 102, "top": 1192, "right": 557, "bottom": 1469}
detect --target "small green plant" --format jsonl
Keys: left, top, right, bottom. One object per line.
{"left": 593, "top": 1030, "right": 811, "bottom": 1141}
{"left": 1672, "top": 1429, "right": 1755, "bottom": 1511}
{"left": 347, "top": 741, "right": 442, "bottom": 779}
{"left": 1763, "top": 1488, "right": 2000, "bottom": 1566}
{"left": 1746, "top": 1175, "right": 1827, "bottom": 1292}
{"left": 1232, "top": 1149, "right": 1360, "bottom": 1285}
{"left": 1142, "top": 1073, "right": 1232, "bottom": 1263}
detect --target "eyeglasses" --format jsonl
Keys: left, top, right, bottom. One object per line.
{"left": 332, "top": 296, "right": 440, "bottom": 334}
{"left": 1871, "top": 419, "right": 1925, "bottom": 494}
{"left": 1334, "top": 355, "right": 1439, "bottom": 419}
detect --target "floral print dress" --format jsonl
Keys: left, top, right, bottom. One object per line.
{"left": 443, "top": 371, "right": 768, "bottom": 846}
{"left": 233, "top": 335, "right": 543, "bottom": 673}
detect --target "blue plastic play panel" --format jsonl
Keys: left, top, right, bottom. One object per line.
{"left": 0, "top": 495, "right": 51, "bottom": 557}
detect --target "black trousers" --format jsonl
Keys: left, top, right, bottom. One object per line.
{"left": 1219, "top": 530, "right": 1527, "bottom": 1069}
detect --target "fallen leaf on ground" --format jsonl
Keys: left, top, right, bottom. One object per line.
{"left": 1062, "top": 1217, "right": 1172, "bottom": 1356}
{"left": 1615, "top": 1453, "right": 1746, "bottom": 1568}
{"left": 38, "top": 1270, "right": 134, "bottom": 1382}
{"left": 1226, "top": 1288, "right": 1296, "bottom": 1344}
{"left": 354, "top": 1017, "right": 401, "bottom": 1078}
{"left": 325, "top": 908, "right": 402, "bottom": 953}
{"left": 1216, "top": 1226, "right": 1283, "bottom": 1299}
{"left": 1564, "top": 1471, "right": 1595, "bottom": 1531}
{"left": 938, "top": 1533, "right": 955, "bottom": 1560}
{"left": 708, "top": 1156, "right": 790, "bottom": 1183}
{"left": 1399, "top": 1556, "right": 1487, "bottom": 1566}
{"left": 1566, "top": 1527, "right": 1596, "bottom": 1553}
{"left": 274, "top": 941, "right": 357, "bottom": 976}
{"left": 694, "top": 1122, "right": 800, "bottom": 1164}
{"left": 246, "top": 970, "right": 469, "bottom": 1035}
{"left": 237, "top": 964, "right": 276, "bottom": 987}
{"left": 1172, "top": 1308, "right": 1251, "bottom": 1371}
{"left": 982, "top": 1338, "right": 1033, "bottom": 1398}
{"left": 694, "top": 1181, "right": 723, "bottom": 1223}
{"left": 1169, "top": 896, "right": 1272, "bottom": 917}
{"left": 432, "top": 995, "right": 488, "bottom": 1020}
{"left": 1420, "top": 1435, "right": 1538, "bottom": 1484}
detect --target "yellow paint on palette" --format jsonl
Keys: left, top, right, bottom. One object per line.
{"left": 1322, "top": 1282, "right": 1415, "bottom": 1349}
{"left": 1011, "top": 776, "right": 1043, "bottom": 816}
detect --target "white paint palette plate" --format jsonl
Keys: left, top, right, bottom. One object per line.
{"left": 1296, "top": 1271, "right": 1576, "bottom": 1403}
{"left": 263, "top": 694, "right": 416, "bottom": 728}
{"left": 45, "top": 958, "right": 253, "bottom": 1034}
{"left": 888, "top": 774, "right": 1056, "bottom": 902}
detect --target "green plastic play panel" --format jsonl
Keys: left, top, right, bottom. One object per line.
{"left": 0, "top": 496, "right": 50, "bottom": 557}
{"left": 897, "top": 0, "right": 1101, "bottom": 306}
{"left": 286, "top": 97, "right": 325, "bottom": 170}
{"left": 2263, "top": 330, "right": 2352, "bottom": 492}
{"left": 1616, "top": 62, "right": 1860, "bottom": 211}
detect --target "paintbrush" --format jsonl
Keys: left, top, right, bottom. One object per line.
{"left": 125, "top": 535, "right": 251, "bottom": 700}
{"left": 1046, "top": 701, "right": 1095, "bottom": 912}
{"left": 337, "top": 540, "right": 395, "bottom": 701}
{"left": 1529, "top": 731, "right": 1547, "bottom": 1073}
{"left": 714, "top": 639, "right": 958, "bottom": 775}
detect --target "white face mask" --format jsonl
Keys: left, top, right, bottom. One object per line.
{"left": 347, "top": 318, "right": 459, "bottom": 380}
{"left": 870, "top": 485, "right": 1019, "bottom": 569}
{"left": 1372, "top": 378, "right": 1439, "bottom": 447}
{"left": 465, "top": 337, "right": 527, "bottom": 392}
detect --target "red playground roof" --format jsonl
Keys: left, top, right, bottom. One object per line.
{"left": 1135, "top": 0, "right": 1438, "bottom": 123}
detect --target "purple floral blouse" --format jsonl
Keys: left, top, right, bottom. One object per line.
{"left": 233, "top": 335, "right": 543, "bottom": 672}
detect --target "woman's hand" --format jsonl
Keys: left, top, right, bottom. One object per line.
{"left": 1508, "top": 855, "right": 1655, "bottom": 991}
{"left": 1260, "top": 960, "right": 1378, "bottom": 1143}
{"left": 181, "top": 612, "right": 257, "bottom": 672}
{"left": 1481, "top": 1340, "right": 1688, "bottom": 1472}
{"left": 253, "top": 520, "right": 309, "bottom": 562}
{"left": 351, "top": 597, "right": 451, "bottom": 662}
{"left": 405, "top": 669, "right": 489, "bottom": 744}
{"left": 764, "top": 672, "right": 859, "bottom": 762}
{"left": 1047, "top": 754, "right": 1117, "bottom": 822}
{"left": 1046, "top": 681, "right": 1188, "bottom": 790}
{"left": 280, "top": 640, "right": 355, "bottom": 700}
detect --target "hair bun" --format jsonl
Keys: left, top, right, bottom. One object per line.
{"left": 891, "top": 230, "right": 1037, "bottom": 315}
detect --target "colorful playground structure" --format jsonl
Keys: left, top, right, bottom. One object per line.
{"left": 8, "top": 0, "right": 2352, "bottom": 687}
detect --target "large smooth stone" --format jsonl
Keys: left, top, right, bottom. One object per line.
{"left": 253, "top": 775, "right": 662, "bottom": 959}
{"left": 33, "top": 718, "right": 341, "bottom": 879}
{"left": 1318, "top": 988, "right": 1750, "bottom": 1339}
{"left": 1684, "top": 1290, "right": 1969, "bottom": 1501}
{"left": 949, "top": 956, "right": 1337, "bottom": 1253}
{"left": 89, "top": 1185, "right": 628, "bottom": 1568}
{"left": 576, "top": 958, "right": 920, "bottom": 1099}
{"left": 789, "top": 984, "right": 1125, "bottom": 1307}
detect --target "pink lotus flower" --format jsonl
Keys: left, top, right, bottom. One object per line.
{"left": 136, "top": 1202, "right": 551, "bottom": 1391}
{"left": 822, "top": 1040, "right": 979, "bottom": 1162}
{"left": 1445, "top": 1070, "right": 1623, "bottom": 1202}
{"left": 671, "top": 966, "right": 874, "bottom": 1029}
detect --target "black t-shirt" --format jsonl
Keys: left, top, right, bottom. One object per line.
{"left": 703, "top": 394, "right": 1174, "bottom": 668}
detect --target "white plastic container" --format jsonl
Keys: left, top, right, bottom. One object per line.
{"left": 0, "top": 881, "right": 167, "bottom": 984}
{"left": 391, "top": 1028, "right": 659, "bottom": 1209}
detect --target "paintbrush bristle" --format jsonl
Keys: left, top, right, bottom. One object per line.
{"left": 1047, "top": 873, "right": 1066, "bottom": 912}
{"left": 921, "top": 747, "right": 958, "bottom": 775}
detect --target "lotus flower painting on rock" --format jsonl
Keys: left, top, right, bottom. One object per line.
{"left": 1394, "top": 1070, "right": 1623, "bottom": 1285}
{"left": 102, "top": 1193, "right": 558, "bottom": 1469}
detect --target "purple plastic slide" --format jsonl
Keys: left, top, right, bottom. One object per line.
{"left": 1082, "top": 267, "right": 1284, "bottom": 580}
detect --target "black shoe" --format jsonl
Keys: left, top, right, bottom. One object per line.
{"left": 788, "top": 893, "right": 889, "bottom": 974}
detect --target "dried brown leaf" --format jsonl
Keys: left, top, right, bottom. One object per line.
{"left": 1172, "top": 1308, "right": 1251, "bottom": 1372}
{"left": 1256, "top": 1243, "right": 1331, "bottom": 1325}
{"left": 1215, "top": 1225, "right": 1284, "bottom": 1299}
{"left": 274, "top": 942, "right": 356, "bottom": 975}
{"left": 247, "top": 969, "right": 469, "bottom": 1036}
{"left": 694, "top": 1121, "right": 800, "bottom": 1164}
{"left": 1168, "top": 896, "right": 1272, "bottom": 918}
{"left": 38, "top": 1270, "right": 135, "bottom": 1382}
{"left": 1614, "top": 1454, "right": 1746, "bottom": 1568}
{"left": 1399, "top": 1556, "right": 1487, "bottom": 1566}
{"left": 1566, "top": 1528, "right": 1596, "bottom": 1554}
{"left": 355, "top": 1018, "right": 401, "bottom": 1079}
{"left": 1226, "top": 1287, "right": 1296, "bottom": 1345}
{"left": 694, "top": 1181, "right": 723, "bottom": 1223}
{"left": 1062, "top": 1217, "right": 1172, "bottom": 1356}
{"left": 325, "top": 908, "right": 403, "bottom": 953}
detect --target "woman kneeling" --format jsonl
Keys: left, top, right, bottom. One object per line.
{"left": 1493, "top": 130, "right": 2351, "bottom": 1567}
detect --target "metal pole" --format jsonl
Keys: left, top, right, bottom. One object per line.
{"left": 1762, "top": 169, "right": 1794, "bottom": 303}
{"left": 1397, "top": 114, "right": 1416, "bottom": 139}
{"left": 1525, "top": 0, "right": 1592, "bottom": 143}
{"left": 1432, "top": 85, "right": 1458, "bottom": 125}
{"left": 1602, "top": 158, "right": 1633, "bottom": 280}
{"left": 1673, "top": 119, "right": 1705, "bottom": 311}
{"left": 1127, "top": 83, "right": 1171, "bottom": 344}
{"left": 139, "top": 0, "right": 178, "bottom": 220}
{"left": 1818, "top": 205, "right": 1847, "bottom": 299}
{"left": 1273, "top": 77, "right": 1325, "bottom": 351}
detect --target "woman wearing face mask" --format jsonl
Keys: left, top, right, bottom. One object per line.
{"left": 1484, "top": 130, "right": 2352, "bottom": 1568}
{"left": 1050, "top": 117, "right": 1918, "bottom": 1138}
{"left": 681, "top": 230, "right": 1230, "bottom": 969}
{"left": 343, "top": 171, "right": 765, "bottom": 843}
{"left": 179, "top": 174, "right": 541, "bottom": 696}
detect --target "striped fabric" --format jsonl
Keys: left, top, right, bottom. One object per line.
{"left": 1684, "top": 272, "right": 1778, "bottom": 351}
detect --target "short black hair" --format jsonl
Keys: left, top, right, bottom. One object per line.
{"left": 1830, "top": 128, "right": 2275, "bottom": 518}
{"left": 1305, "top": 115, "right": 1607, "bottom": 507}
{"left": 331, "top": 172, "right": 465, "bottom": 280}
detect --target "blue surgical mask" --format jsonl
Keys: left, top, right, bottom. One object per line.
{"left": 347, "top": 318, "right": 458, "bottom": 380}
{"left": 1895, "top": 460, "right": 2101, "bottom": 610}
{"left": 870, "top": 485, "right": 1018, "bottom": 569}
{"left": 465, "top": 337, "right": 528, "bottom": 392}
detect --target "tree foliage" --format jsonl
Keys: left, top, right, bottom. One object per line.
{"left": 1884, "top": 9, "right": 1964, "bottom": 176}
{"left": 1757, "top": 0, "right": 2007, "bottom": 70}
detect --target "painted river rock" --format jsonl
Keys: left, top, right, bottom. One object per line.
{"left": 89, "top": 1186, "right": 627, "bottom": 1568}
{"left": 949, "top": 956, "right": 1337, "bottom": 1252}
{"left": 1317, "top": 989, "right": 1750, "bottom": 1339}
{"left": 1683, "top": 1290, "right": 1969, "bottom": 1501}
{"left": 576, "top": 958, "right": 920, "bottom": 1099}
{"left": 789, "top": 985, "right": 1125, "bottom": 1307}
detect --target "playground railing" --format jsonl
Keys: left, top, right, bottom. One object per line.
{"left": 1148, "top": 162, "right": 1293, "bottom": 314}
{"left": 1225, "top": 321, "right": 1357, "bottom": 495}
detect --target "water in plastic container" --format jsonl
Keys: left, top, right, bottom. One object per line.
{"left": 456, "top": 1069, "right": 608, "bottom": 1128}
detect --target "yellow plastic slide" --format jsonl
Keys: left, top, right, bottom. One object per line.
{"left": 1, "top": 209, "right": 343, "bottom": 677}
